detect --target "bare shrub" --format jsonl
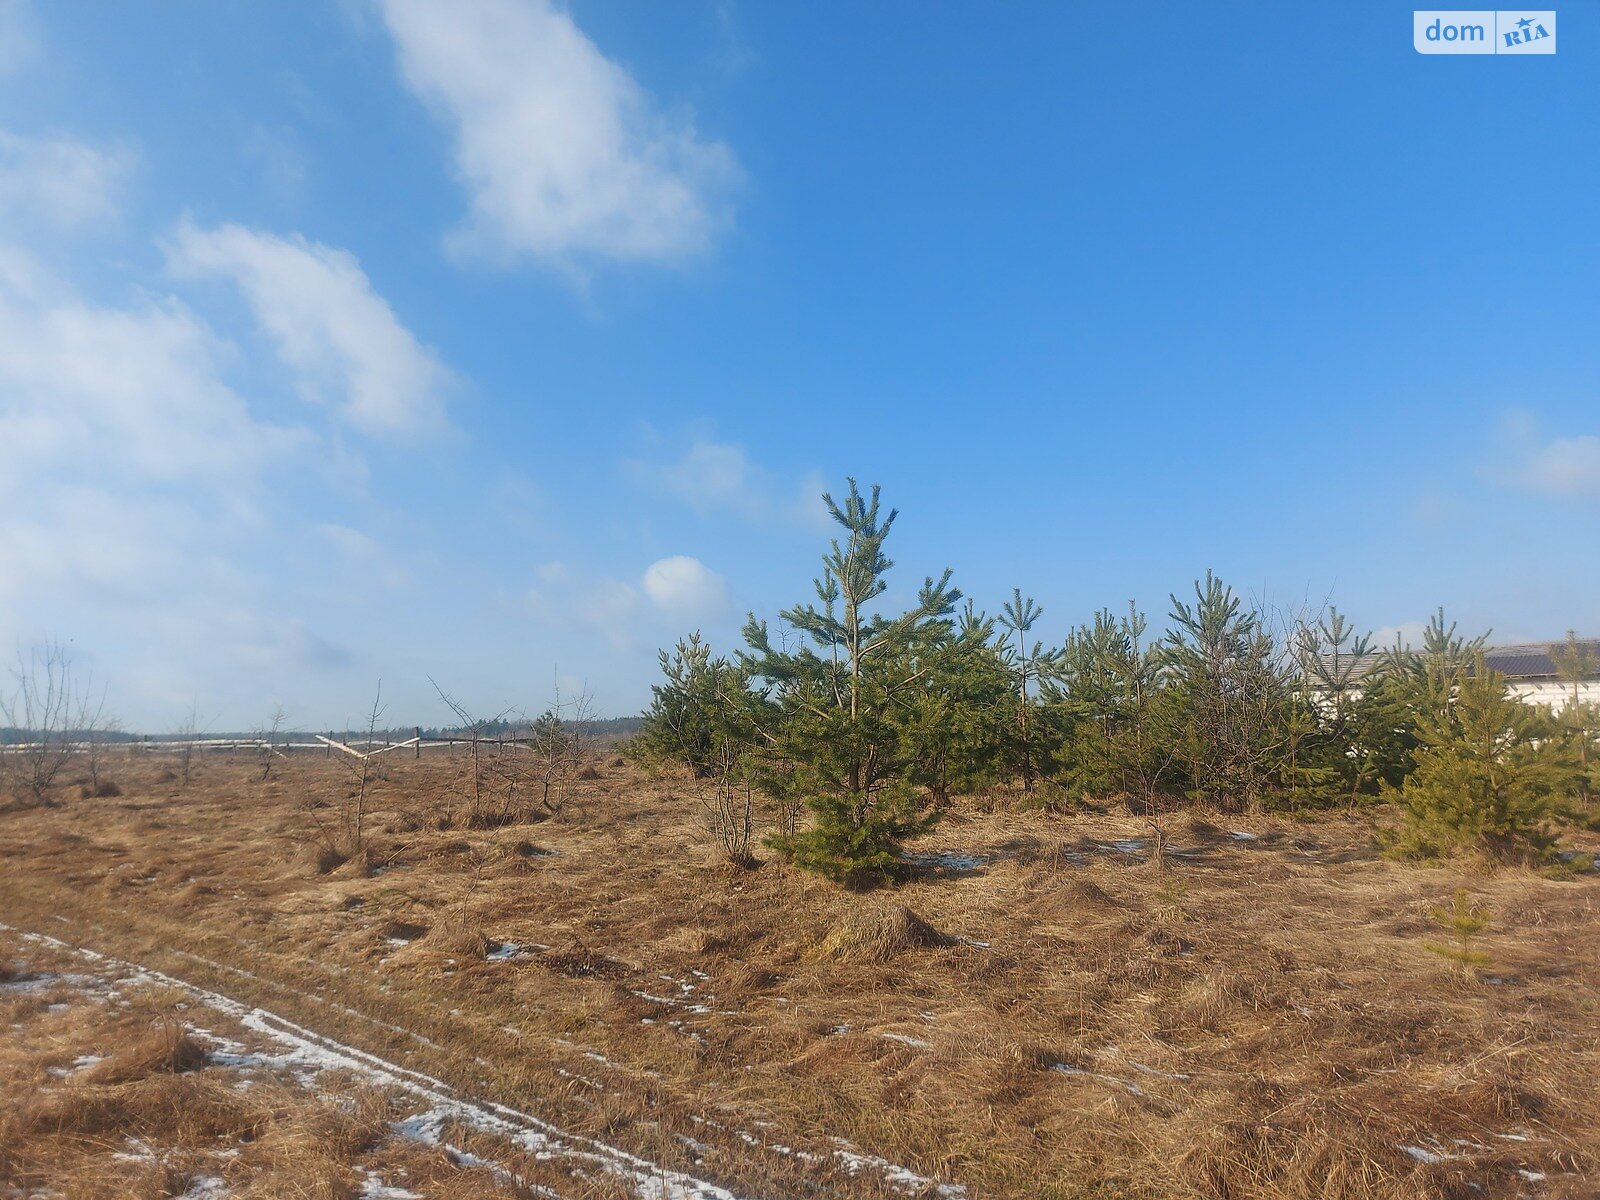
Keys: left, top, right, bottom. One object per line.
{"left": 303, "top": 685, "right": 384, "bottom": 862}
{"left": 429, "top": 677, "right": 516, "bottom": 828}
{"left": 520, "top": 682, "right": 598, "bottom": 820}
{"left": 701, "top": 771, "right": 756, "bottom": 867}
{"left": 171, "top": 700, "right": 203, "bottom": 789}
{"left": 257, "top": 704, "right": 289, "bottom": 781}
{"left": 0, "top": 640, "right": 107, "bottom": 807}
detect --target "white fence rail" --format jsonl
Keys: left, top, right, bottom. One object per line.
{"left": 0, "top": 731, "right": 531, "bottom": 759}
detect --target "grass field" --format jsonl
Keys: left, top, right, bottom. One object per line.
{"left": 1, "top": 751, "right": 1596, "bottom": 1198}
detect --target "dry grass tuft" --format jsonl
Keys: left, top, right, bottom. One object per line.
{"left": 301, "top": 842, "right": 349, "bottom": 875}
{"left": 81, "top": 1018, "right": 208, "bottom": 1084}
{"left": 400, "top": 909, "right": 488, "bottom": 962}
{"left": 1056, "top": 876, "right": 1118, "bottom": 909}
{"left": 812, "top": 900, "right": 947, "bottom": 963}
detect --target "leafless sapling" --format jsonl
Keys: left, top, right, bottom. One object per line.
{"left": 0, "top": 640, "right": 104, "bottom": 807}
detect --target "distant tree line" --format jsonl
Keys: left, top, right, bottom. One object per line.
{"left": 639, "top": 480, "right": 1599, "bottom": 886}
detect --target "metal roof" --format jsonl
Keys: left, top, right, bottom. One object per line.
{"left": 1315, "top": 639, "right": 1600, "bottom": 682}
{"left": 1482, "top": 641, "right": 1600, "bottom": 680}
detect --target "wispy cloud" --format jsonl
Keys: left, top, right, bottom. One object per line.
{"left": 626, "top": 435, "right": 829, "bottom": 528}
{"left": 1520, "top": 434, "right": 1600, "bottom": 497}
{"left": 523, "top": 554, "right": 728, "bottom": 651}
{"left": 0, "top": 130, "right": 134, "bottom": 227}
{"left": 0, "top": 244, "right": 311, "bottom": 668}
{"left": 0, "top": 0, "right": 39, "bottom": 77}
{"left": 166, "top": 221, "right": 453, "bottom": 438}
{"left": 377, "top": 0, "right": 739, "bottom": 269}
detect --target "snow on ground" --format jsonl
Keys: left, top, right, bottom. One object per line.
{"left": 1, "top": 922, "right": 972, "bottom": 1200}
{"left": 2, "top": 923, "right": 744, "bottom": 1200}
{"left": 900, "top": 851, "right": 988, "bottom": 872}
{"left": 360, "top": 1172, "right": 424, "bottom": 1199}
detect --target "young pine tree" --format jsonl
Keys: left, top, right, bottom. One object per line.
{"left": 1158, "top": 573, "right": 1294, "bottom": 812}
{"left": 639, "top": 632, "right": 723, "bottom": 776}
{"left": 1422, "top": 888, "right": 1492, "bottom": 976}
{"left": 1383, "top": 654, "right": 1570, "bottom": 861}
{"left": 1291, "top": 608, "right": 1377, "bottom": 806}
{"left": 1551, "top": 631, "right": 1598, "bottom": 809}
{"left": 997, "top": 589, "right": 1062, "bottom": 792}
{"left": 741, "top": 479, "right": 957, "bottom": 887}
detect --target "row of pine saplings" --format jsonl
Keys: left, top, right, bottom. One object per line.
{"left": 638, "top": 481, "right": 1598, "bottom": 887}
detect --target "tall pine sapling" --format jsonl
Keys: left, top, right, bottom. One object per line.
{"left": 1551, "top": 631, "right": 1597, "bottom": 808}
{"left": 998, "top": 589, "right": 1061, "bottom": 792}
{"left": 742, "top": 479, "right": 958, "bottom": 887}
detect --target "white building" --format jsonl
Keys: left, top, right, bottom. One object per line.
{"left": 1480, "top": 642, "right": 1600, "bottom": 712}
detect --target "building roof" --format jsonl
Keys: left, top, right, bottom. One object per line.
{"left": 1315, "top": 638, "right": 1600, "bottom": 683}
{"left": 1480, "top": 641, "right": 1600, "bottom": 681}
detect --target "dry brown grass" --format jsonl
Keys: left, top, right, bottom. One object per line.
{"left": 0, "top": 971, "right": 525, "bottom": 1199}
{"left": 1, "top": 750, "right": 1597, "bottom": 1198}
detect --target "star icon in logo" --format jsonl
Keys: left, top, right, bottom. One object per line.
{"left": 1516, "top": 16, "right": 1534, "bottom": 29}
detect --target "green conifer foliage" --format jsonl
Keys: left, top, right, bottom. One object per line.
{"left": 639, "top": 633, "right": 722, "bottom": 776}
{"left": 998, "top": 589, "right": 1062, "bottom": 792}
{"left": 1551, "top": 631, "right": 1598, "bottom": 811}
{"left": 741, "top": 480, "right": 958, "bottom": 887}
{"left": 1383, "top": 654, "right": 1568, "bottom": 860}
{"left": 1158, "top": 573, "right": 1294, "bottom": 812}
{"left": 1422, "top": 888, "right": 1492, "bottom": 974}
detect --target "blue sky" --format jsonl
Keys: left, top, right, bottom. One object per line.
{"left": 1, "top": 1, "right": 1596, "bottom": 730}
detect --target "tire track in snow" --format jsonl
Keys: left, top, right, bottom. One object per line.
{"left": 1, "top": 922, "right": 743, "bottom": 1200}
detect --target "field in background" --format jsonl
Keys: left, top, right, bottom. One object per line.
{"left": 1, "top": 751, "right": 1597, "bottom": 1199}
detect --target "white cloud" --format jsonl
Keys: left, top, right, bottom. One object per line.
{"left": 627, "top": 436, "right": 831, "bottom": 527}
{"left": 1521, "top": 434, "right": 1600, "bottom": 497}
{"left": 0, "top": 0, "right": 39, "bottom": 77}
{"left": 640, "top": 438, "right": 760, "bottom": 515}
{"left": 0, "top": 130, "right": 134, "bottom": 227}
{"left": 166, "top": 221, "right": 452, "bottom": 437}
{"left": 0, "top": 245, "right": 316, "bottom": 689}
{"left": 378, "top": 0, "right": 738, "bottom": 267}
{"left": 0, "top": 253, "right": 304, "bottom": 497}
{"left": 525, "top": 569, "right": 640, "bottom": 651}
{"left": 1370, "top": 621, "right": 1430, "bottom": 651}
{"left": 642, "top": 555, "right": 727, "bottom": 618}
{"left": 315, "top": 523, "right": 410, "bottom": 589}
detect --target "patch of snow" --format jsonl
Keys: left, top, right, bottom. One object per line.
{"left": 1122, "top": 1059, "right": 1191, "bottom": 1081}
{"left": 879, "top": 1032, "right": 931, "bottom": 1048}
{"left": 1399, "top": 1143, "right": 1456, "bottom": 1165}
{"left": 1517, "top": 1169, "right": 1546, "bottom": 1182}
{"left": 831, "top": 1141, "right": 967, "bottom": 1199}
{"left": 486, "top": 942, "right": 522, "bottom": 962}
{"left": 360, "top": 1172, "right": 422, "bottom": 1200}
{"left": 900, "top": 851, "right": 987, "bottom": 871}
{"left": 1, "top": 923, "right": 745, "bottom": 1200}
{"left": 175, "top": 1176, "right": 228, "bottom": 1199}
{"left": 1051, "top": 1062, "right": 1146, "bottom": 1097}
{"left": 1229, "top": 831, "right": 1258, "bottom": 842}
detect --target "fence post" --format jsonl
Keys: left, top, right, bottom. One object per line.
{"left": 415, "top": 727, "right": 422, "bottom": 760}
